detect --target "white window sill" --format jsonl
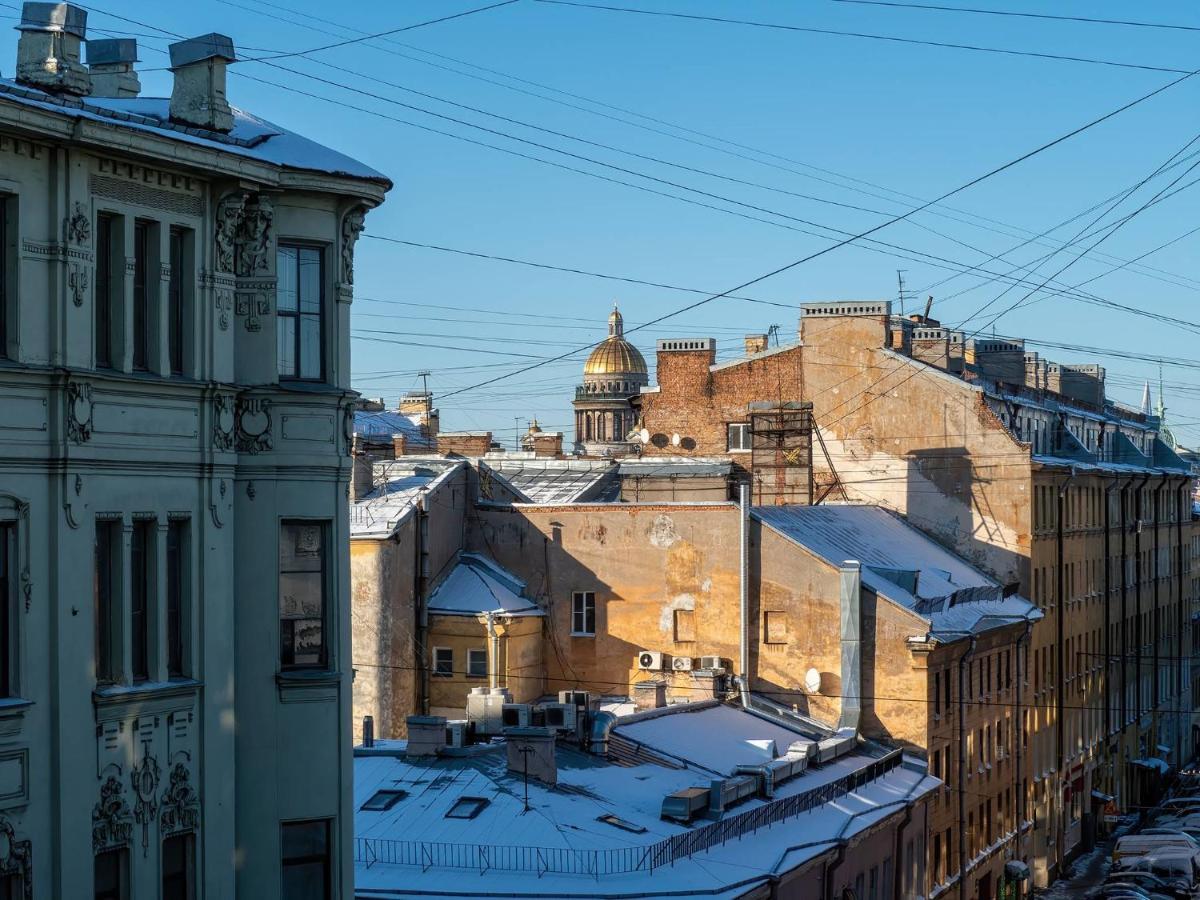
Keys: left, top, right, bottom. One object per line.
{"left": 570, "top": 632, "right": 596, "bottom": 638}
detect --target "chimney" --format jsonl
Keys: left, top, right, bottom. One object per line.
{"left": 633, "top": 679, "right": 667, "bottom": 711}
{"left": 350, "top": 436, "right": 374, "bottom": 502}
{"left": 391, "top": 434, "right": 407, "bottom": 458}
{"left": 167, "top": 32, "right": 236, "bottom": 132}
{"left": 405, "top": 715, "right": 447, "bottom": 757}
{"left": 361, "top": 715, "right": 374, "bottom": 748}
{"left": 744, "top": 334, "right": 768, "bottom": 356}
{"left": 86, "top": 38, "right": 139, "bottom": 98}
{"left": 15, "top": 2, "right": 90, "bottom": 96}
{"left": 505, "top": 726, "right": 557, "bottom": 785}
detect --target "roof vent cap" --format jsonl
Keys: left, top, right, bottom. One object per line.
{"left": 167, "top": 32, "right": 236, "bottom": 132}
{"left": 86, "top": 38, "right": 139, "bottom": 98}
{"left": 15, "top": 2, "right": 90, "bottom": 95}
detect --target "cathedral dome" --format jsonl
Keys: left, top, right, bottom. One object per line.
{"left": 583, "top": 305, "right": 648, "bottom": 376}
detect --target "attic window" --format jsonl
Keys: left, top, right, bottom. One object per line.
{"left": 597, "top": 814, "right": 647, "bottom": 834}
{"left": 361, "top": 789, "right": 407, "bottom": 812}
{"left": 446, "top": 796, "right": 490, "bottom": 819}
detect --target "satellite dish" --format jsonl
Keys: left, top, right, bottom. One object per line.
{"left": 804, "top": 668, "right": 822, "bottom": 694}
{"left": 671, "top": 433, "right": 681, "bottom": 447}
{"left": 639, "top": 429, "right": 650, "bottom": 444}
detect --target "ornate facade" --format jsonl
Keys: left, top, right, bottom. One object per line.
{"left": 572, "top": 305, "right": 647, "bottom": 456}
{"left": 0, "top": 7, "right": 387, "bottom": 897}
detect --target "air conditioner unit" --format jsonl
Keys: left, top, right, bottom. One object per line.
{"left": 698, "top": 656, "right": 726, "bottom": 672}
{"left": 501, "top": 703, "right": 531, "bottom": 728}
{"left": 637, "top": 651, "right": 665, "bottom": 671}
{"left": 539, "top": 702, "right": 578, "bottom": 732}
{"left": 672, "top": 656, "right": 694, "bottom": 672}
{"left": 445, "top": 720, "right": 469, "bottom": 749}
{"left": 558, "top": 690, "right": 590, "bottom": 708}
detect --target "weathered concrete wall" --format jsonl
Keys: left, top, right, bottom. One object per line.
{"left": 619, "top": 474, "right": 729, "bottom": 502}
{"left": 426, "top": 614, "right": 543, "bottom": 716}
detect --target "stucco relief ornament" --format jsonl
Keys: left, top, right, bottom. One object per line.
{"left": 92, "top": 776, "right": 133, "bottom": 853}
{"left": 341, "top": 207, "right": 365, "bottom": 285}
{"left": 212, "top": 395, "right": 235, "bottom": 451}
{"left": 159, "top": 764, "right": 200, "bottom": 837}
{"left": 0, "top": 815, "right": 32, "bottom": 900}
{"left": 235, "top": 398, "right": 272, "bottom": 453}
{"left": 215, "top": 287, "right": 233, "bottom": 331}
{"left": 66, "top": 381, "right": 93, "bottom": 444}
{"left": 235, "top": 196, "right": 273, "bottom": 278}
{"left": 65, "top": 202, "right": 90, "bottom": 245}
{"left": 214, "top": 193, "right": 246, "bottom": 274}
{"left": 68, "top": 264, "right": 89, "bottom": 307}
{"left": 130, "top": 751, "right": 160, "bottom": 856}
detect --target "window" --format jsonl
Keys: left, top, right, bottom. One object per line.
{"left": 168, "top": 227, "right": 188, "bottom": 376}
{"left": 95, "top": 213, "right": 117, "bottom": 368}
{"left": 94, "top": 520, "right": 120, "bottom": 685}
{"left": 764, "top": 610, "right": 788, "bottom": 644}
{"left": 726, "top": 422, "right": 751, "bottom": 452}
{"left": 277, "top": 245, "right": 324, "bottom": 380}
{"left": 279, "top": 521, "right": 328, "bottom": 669}
{"left": 94, "top": 848, "right": 127, "bottom": 900}
{"left": 0, "top": 524, "right": 11, "bottom": 698}
{"left": 167, "top": 520, "right": 187, "bottom": 678}
{"left": 467, "top": 648, "right": 487, "bottom": 678}
{"left": 432, "top": 647, "right": 453, "bottom": 677}
{"left": 446, "top": 797, "right": 490, "bottom": 819}
{"left": 361, "top": 789, "right": 407, "bottom": 812}
{"left": 132, "top": 220, "right": 151, "bottom": 371}
{"left": 281, "top": 819, "right": 331, "bottom": 900}
{"left": 161, "top": 833, "right": 194, "bottom": 900}
{"left": 130, "top": 520, "right": 153, "bottom": 681}
{"left": 571, "top": 591, "right": 596, "bottom": 636}
{"left": 673, "top": 608, "right": 695, "bottom": 643}
{"left": 0, "top": 195, "right": 9, "bottom": 357}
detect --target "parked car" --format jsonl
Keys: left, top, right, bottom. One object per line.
{"left": 1149, "top": 819, "right": 1200, "bottom": 842}
{"left": 1160, "top": 797, "right": 1200, "bottom": 816}
{"left": 1088, "top": 886, "right": 1174, "bottom": 900}
{"left": 1141, "top": 828, "right": 1200, "bottom": 847}
{"left": 1112, "top": 852, "right": 1200, "bottom": 895}
{"left": 1105, "top": 870, "right": 1191, "bottom": 899}
{"left": 1114, "top": 833, "right": 1200, "bottom": 861}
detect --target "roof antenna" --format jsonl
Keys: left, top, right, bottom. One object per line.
{"left": 923, "top": 295, "right": 934, "bottom": 322}
{"left": 895, "top": 270, "right": 909, "bottom": 316}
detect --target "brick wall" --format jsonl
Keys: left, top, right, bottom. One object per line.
{"left": 437, "top": 432, "right": 492, "bottom": 457}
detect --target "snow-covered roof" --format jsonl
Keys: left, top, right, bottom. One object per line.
{"left": 353, "top": 408, "right": 434, "bottom": 452}
{"left": 353, "top": 703, "right": 937, "bottom": 897}
{"left": 349, "top": 458, "right": 464, "bottom": 538}
{"left": 754, "top": 505, "right": 1041, "bottom": 640}
{"left": 425, "top": 554, "right": 543, "bottom": 618}
{"left": 614, "top": 702, "right": 814, "bottom": 776}
{"left": 617, "top": 457, "right": 732, "bottom": 478}
{"left": 0, "top": 79, "right": 389, "bottom": 185}
{"left": 481, "top": 458, "right": 619, "bottom": 504}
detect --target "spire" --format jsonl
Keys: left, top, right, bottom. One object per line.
{"left": 1140, "top": 381, "right": 1152, "bottom": 416}
{"left": 608, "top": 302, "right": 623, "bottom": 339}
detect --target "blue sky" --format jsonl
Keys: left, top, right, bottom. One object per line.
{"left": 7, "top": 1, "right": 1199, "bottom": 446}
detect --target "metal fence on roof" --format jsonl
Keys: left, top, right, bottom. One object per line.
{"left": 355, "top": 750, "right": 904, "bottom": 878}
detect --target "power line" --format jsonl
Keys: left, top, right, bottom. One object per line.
{"left": 534, "top": 0, "right": 1193, "bottom": 76}
{"left": 829, "top": 1, "right": 1200, "bottom": 35}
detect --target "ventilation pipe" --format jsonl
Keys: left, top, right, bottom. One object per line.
{"left": 15, "top": 1, "right": 90, "bottom": 95}
{"left": 485, "top": 611, "right": 500, "bottom": 691}
{"left": 588, "top": 710, "right": 617, "bottom": 757}
{"left": 739, "top": 481, "right": 750, "bottom": 686}
{"left": 362, "top": 715, "right": 374, "bottom": 748}
{"left": 837, "top": 560, "right": 862, "bottom": 733}
{"left": 86, "top": 38, "right": 139, "bottom": 98}
{"left": 167, "top": 32, "right": 235, "bottom": 132}
{"left": 350, "top": 435, "right": 373, "bottom": 502}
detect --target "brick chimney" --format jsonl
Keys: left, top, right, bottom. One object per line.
{"left": 505, "top": 727, "right": 557, "bottom": 785}
{"left": 15, "top": 2, "right": 90, "bottom": 96}
{"left": 744, "top": 334, "right": 768, "bottom": 356}
{"left": 167, "top": 33, "right": 235, "bottom": 132}
{"left": 350, "top": 436, "right": 374, "bottom": 502}
{"left": 531, "top": 432, "right": 563, "bottom": 459}
{"left": 86, "top": 38, "right": 139, "bottom": 98}
{"left": 391, "top": 434, "right": 407, "bottom": 457}
{"left": 437, "top": 432, "right": 492, "bottom": 458}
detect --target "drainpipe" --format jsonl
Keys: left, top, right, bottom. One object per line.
{"left": 414, "top": 498, "right": 430, "bottom": 715}
{"left": 1103, "top": 479, "right": 1118, "bottom": 746}
{"left": 740, "top": 481, "right": 750, "bottom": 687}
{"left": 1015, "top": 621, "right": 1032, "bottom": 849}
{"left": 485, "top": 611, "right": 500, "bottom": 691}
{"left": 1054, "top": 468, "right": 1075, "bottom": 866}
{"left": 1133, "top": 474, "right": 1150, "bottom": 725}
{"left": 1153, "top": 474, "right": 1168, "bottom": 716}
{"left": 958, "top": 635, "right": 977, "bottom": 900}
{"left": 892, "top": 799, "right": 914, "bottom": 900}
{"left": 838, "top": 561, "right": 863, "bottom": 733}
{"left": 1175, "top": 476, "right": 1186, "bottom": 764}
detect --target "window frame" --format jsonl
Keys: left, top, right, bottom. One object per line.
{"left": 466, "top": 647, "right": 487, "bottom": 679}
{"left": 726, "top": 422, "right": 752, "bottom": 453}
{"left": 94, "top": 519, "right": 121, "bottom": 686}
{"left": 94, "top": 212, "right": 119, "bottom": 369}
{"left": 278, "top": 520, "right": 330, "bottom": 671}
{"left": 0, "top": 194, "right": 10, "bottom": 359}
{"left": 166, "top": 519, "right": 188, "bottom": 679}
{"left": 130, "top": 519, "right": 153, "bottom": 682}
{"left": 161, "top": 832, "right": 195, "bottom": 900}
{"left": 571, "top": 591, "right": 596, "bottom": 637}
{"left": 167, "top": 226, "right": 190, "bottom": 377}
{"left": 280, "top": 819, "right": 331, "bottom": 900}
{"left": 432, "top": 647, "right": 453, "bottom": 678}
{"left": 276, "top": 243, "right": 326, "bottom": 382}
{"left": 132, "top": 219, "right": 152, "bottom": 371}
{"left": 93, "top": 846, "right": 128, "bottom": 900}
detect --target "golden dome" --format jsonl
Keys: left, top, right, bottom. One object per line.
{"left": 583, "top": 303, "right": 648, "bottom": 376}
{"left": 584, "top": 338, "right": 648, "bottom": 376}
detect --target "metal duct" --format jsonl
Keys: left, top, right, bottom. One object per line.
{"left": 838, "top": 560, "right": 862, "bottom": 733}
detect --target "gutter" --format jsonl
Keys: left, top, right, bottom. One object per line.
{"left": 958, "top": 635, "right": 977, "bottom": 900}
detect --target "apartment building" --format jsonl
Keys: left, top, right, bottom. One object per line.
{"left": 634, "top": 300, "right": 1195, "bottom": 886}
{"left": 0, "top": 6, "right": 388, "bottom": 896}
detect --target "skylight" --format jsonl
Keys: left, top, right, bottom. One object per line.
{"left": 445, "top": 796, "right": 490, "bottom": 820}
{"left": 597, "top": 814, "right": 646, "bottom": 834}
{"left": 361, "top": 789, "right": 407, "bottom": 812}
